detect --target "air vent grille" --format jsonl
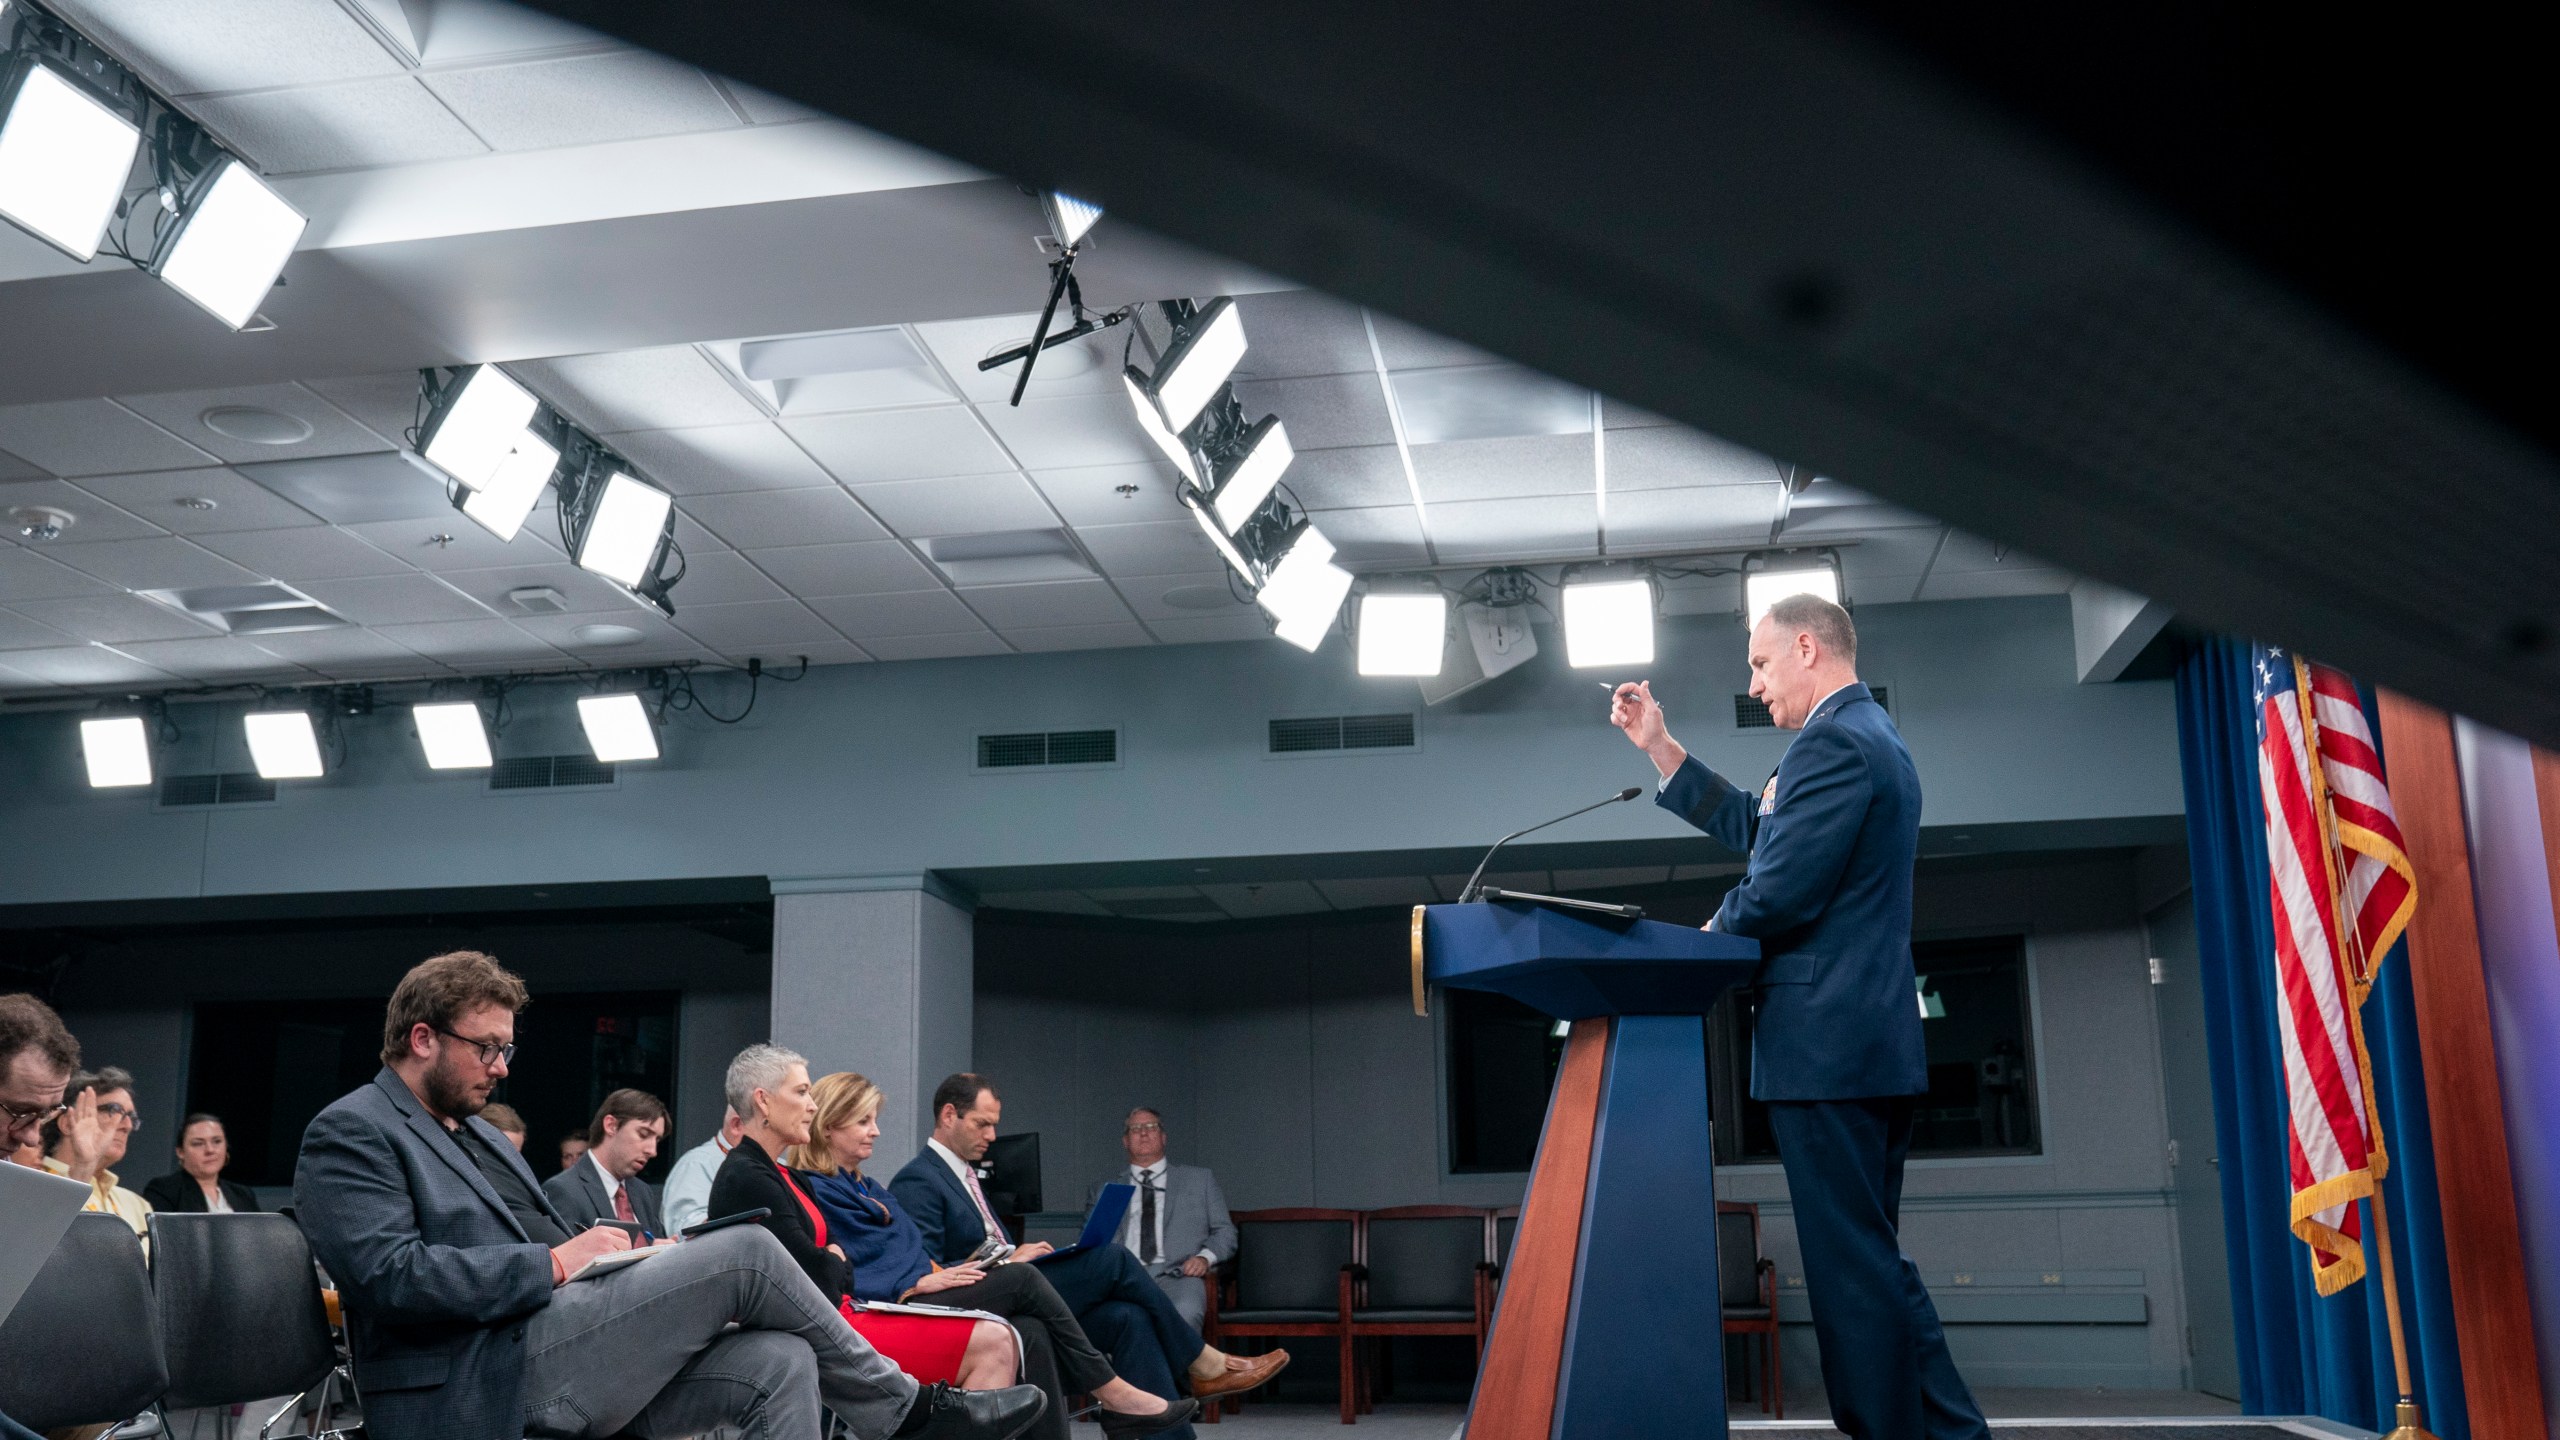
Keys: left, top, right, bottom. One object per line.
{"left": 1269, "top": 713, "right": 1418, "bottom": 754}
{"left": 490, "top": 755, "right": 618, "bottom": 791}
{"left": 976, "top": 729, "right": 1119, "bottom": 769}
{"left": 1735, "top": 686, "right": 1888, "bottom": 730}
{"left": 158, "top": 772, "right": 275, "bottom": 807}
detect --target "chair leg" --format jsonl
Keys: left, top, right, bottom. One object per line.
{"left": 1769, "top": 1327, "right": 1784, "bottom": 1420}
{"left": 1338, "top": 1330, "right": 1358, "bottom": 1424}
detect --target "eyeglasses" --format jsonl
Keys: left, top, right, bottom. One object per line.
{"left": 3, "top": 1099, "right": 70, "bottom": 1132}
{"left": 435, "top": 1026, "right": 517, "bottom": 1068}
{"left": 1125, "top": 1122, "right": 1163, "bottom": 1135}
{"left": 97, "top": 1102, "right": 138, "bottom": 1129}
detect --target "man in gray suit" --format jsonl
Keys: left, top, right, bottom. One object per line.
{"left": 541, "top": 1088, "right": 668, "bottom": 1235}
{"left": 1090, "top": 1108, "right": 1236, "bottom": 1328}
{"left": 295, "top": 950, "right": 1041, "bottom": 1440}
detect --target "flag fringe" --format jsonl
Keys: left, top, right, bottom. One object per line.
{"left": 2290, "top": 1168, "right": 2376, "bottom": 1296}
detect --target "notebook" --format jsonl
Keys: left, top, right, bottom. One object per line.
{"left": 0, "top": 1162, "right": 93, "bottom": 1324}
{"left": 1031, "top": 1181, "right": 1134, "bottom": 1264}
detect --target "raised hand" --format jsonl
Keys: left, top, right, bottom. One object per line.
{"left": 1610, "top": 681, "right": 1686, "bottom": 778}
{"left": 54, "top": 1085, "right": 111, "bottom": 1181}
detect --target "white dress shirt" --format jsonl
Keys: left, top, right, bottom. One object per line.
{"left": 586, "top": 1150, "right": 629, "bottom": 1215}
{"left": 930, "top": 1137, "right": 1009, "bottom": 1239}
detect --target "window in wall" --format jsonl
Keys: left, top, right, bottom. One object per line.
{"left": 1444, "top": 986, "right": 1567, "bottom": 1173}
{"left": 1709, "top": 934, "right": 2038, "bottom": 1162}
{"left": 188, "top": 990, "right": 681, "bottom": 1188}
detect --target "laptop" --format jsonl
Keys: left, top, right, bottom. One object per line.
{"left": 0, "top": 1162, "right": 93, "bottom": 1324}
{"left": 1031, "top": 1181, "right": 1135, "bottom": 1264}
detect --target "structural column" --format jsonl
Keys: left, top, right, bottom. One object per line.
{"left": 769, "top": 874, "right": 974, "bottom": 1166}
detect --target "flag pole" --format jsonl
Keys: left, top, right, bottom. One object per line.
{"left": 2292, "top": 657, "right": 2436, "bottom": 1440}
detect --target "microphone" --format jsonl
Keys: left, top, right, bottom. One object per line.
{"left": 1458, "top": 787, "right": 1645, "bottom": 903}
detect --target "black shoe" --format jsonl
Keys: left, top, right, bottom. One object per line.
{"left": 896, "top": 1381, "right": 1048, "bottom": 1440}
{"left": 1095, "top": 1397, "right": 1199, "bottom": 1439}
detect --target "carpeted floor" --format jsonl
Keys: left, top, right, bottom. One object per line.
{"left": 1116, "top": 1393, "right": 2366, "bottom": 1440}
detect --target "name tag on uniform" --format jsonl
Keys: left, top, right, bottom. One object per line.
{"left": 1758, "top": 775, "right": 1778, "bottom": 816}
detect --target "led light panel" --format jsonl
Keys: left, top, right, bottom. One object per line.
{"left": 1744, "top": 564, "right": 1843, "bottom": 627}
{"left": 575, "top": 471, "right": 673, "bottom": 589}
{"left": 1210, "top": 416, "right": 1292, "bottom": 535}
{"left": 79, "top": 716, "right": 151, "bottom": 788}
{"left": 151, "top": 155, "right": 308, "bottom": 329}
{"left": 578, "top": 693, "right": 659, "bottom": 762}
{"left": 412, "top": 702, "right": 492, "bottom": 770}
{"left": 1042, "top": 191, "right": 1103, "bottom": 248}
{"left": 418, "top": 366, "right": 540, "bottom": 492}
{"left": 1357, "top": 592, "right": 1448, "bottom": 676}
{"left": 1123, "top": 368, "right": 1199, "bottom": 483}
{"left": 1562, "top": 578, "right": 1654, "bottom": 668}
{"left": 0, "top": 60, "right": 143, "bottom": 261}
{"left": 244, "top": 710, "right": 324, "bottom": 779}
{"left": 1256, "top": 526, "right": 1353, "bottom": 652}
{"left": 457, "top": 433, "right": 558, "bottom": 542}
{"left": 1149, "top": 297, "right": 1245, "bottom": 433}
{"left": 1183, "top": 492, "right": 1257, "bottom": 582}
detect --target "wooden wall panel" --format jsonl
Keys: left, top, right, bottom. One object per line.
{"left": 1467, "top": 1018, "right": 1608, "bottom": 1440}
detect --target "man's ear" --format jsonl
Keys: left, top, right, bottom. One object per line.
{"left": 408, "top": 1022, "right": 437, "bottom": 1060}
{"left": 599, "top": 1114, "right": 619, "bottom": 1141}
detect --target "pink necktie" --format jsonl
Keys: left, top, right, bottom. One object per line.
{"left": 614, "top": 1185, "right": 635, "bottom": 1224}
{"left": 960, "top": 1163, "right": 1005, "bottom": 1238}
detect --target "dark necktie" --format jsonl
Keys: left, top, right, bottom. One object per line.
{"left": 1138, "top": 1169, "right": 1160, "bottom": 1264}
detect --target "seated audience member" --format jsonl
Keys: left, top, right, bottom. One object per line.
{"left": 293, "top": 951, "right": 1043, "bottom": 1440}
{"left": 479, "top": 1102, "right": 529, "bottom": 1152}
{"left": 541, "top": 1088, "right": 667, "bottom": 1234}
{"left": 795, "top": 1071, "right": 1210, "bottom": 1440}
{"left": 1093, "top": 1109, "right": 1235, "bottom": 1328}
{"left": 142, "top": 1112, "right": 261, "bottom": 1213}
{"left": 557, "top": 1131, "right": 590, "bottom": 1174}
{"left": 662, "top": 1106, "right": 743, "bottom": 1233}
{"left": 42, "top": 1065, "right": 153, "bottom": 1239}
{"left": 892, "top": 1075, "right": 1283, "bottom": 1420}
{"left": 2, "top": 993, "right": 81, "bottom": 1166}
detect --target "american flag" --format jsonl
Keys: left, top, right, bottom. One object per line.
{"left": 2252, "top": 645, "right": 2418, "bottom": 1295}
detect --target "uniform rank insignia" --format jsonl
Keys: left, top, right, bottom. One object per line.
{"left": 1759, "top": 775, "right": 1778, "bottom": 816}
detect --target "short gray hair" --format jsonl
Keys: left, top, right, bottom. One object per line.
{"left": 1762, "top": 592, "right": 1856, "bottom": 664}
{"left": 724, "top": 1043, "right": 806, "bottom": 1118}
{"left": 1123, "top": 1106, "right": 1163, "bottom": 1132}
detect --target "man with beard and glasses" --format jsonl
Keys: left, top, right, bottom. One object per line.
{"left": 294, "top": 951, "right": 1042, "bottom": 1440}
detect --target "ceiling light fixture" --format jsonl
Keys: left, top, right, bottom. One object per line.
{"left": 572, "top": 470, "right": 674, "bottom": 590}
{"left": 1143, "top": 296, "right": 1246, "bottom": 434}
{"left": 1356, "top": 590, "right": 1448, "bottom": 677}
{"left": 0, "top": 55, "right": 142, "bottom": 261}
{"left": 411, "top": 701, "right": 492, "bottom": 770}
{"left": 149, "top": 154, "right": 308, "bottom": 329}
{"left": 1256, "top": 525, "right": 1354, "bottom": 652}
{"left": 78, "top": 715, "right": 151, "bottom": 788}
{"left": 577, "top": 693, "right": 658, "bottom": 763}
{"left": 1562, "top": 573, "right": 1656, "bottom": 669}
{"left": 455, "top": 431, "right": 558, "bottom": 542}
{"left": 1041, "top": 190, "right": 1103, "bottom": 249}
{"left": 1208, "top": 415, "right": 1293, "bottom": 535}
{"left": 1123, "top": 369, "right": 1201, "bottom": 484}
{"left": 415, "top": 365, "right": 541, "bottom": 492}
{"left": 243, "top": 708, "right": 324, "bottom": 780}
{"left": 1742, "top": 550, "right": 1845, "bottom": 627}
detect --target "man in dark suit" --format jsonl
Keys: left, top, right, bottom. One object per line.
{"left": 1612, "top": 593, "right": 1989, "bottom": 1440}
{"left": 294, "top": 952, "right": 1040, "bottom": 1440}
{"left": 541, "top": 1089, "right": 668, "bottom": 1235}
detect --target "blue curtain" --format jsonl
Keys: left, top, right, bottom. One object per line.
{"left": 2175, "top": 636, "right": 2467, "bottom": 1432}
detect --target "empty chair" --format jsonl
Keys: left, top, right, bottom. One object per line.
{"left": 1716, "top": 1200, "right": 1781, "bottom": 1417}
{"left": 148, "top": 1213, "right": 345, "bottom": 1437}
{"left": 1346, "top": 1207, "right": 1494, "bottom": 1410}
{"left": 0, "top": 1214, "right": 169, "bottom": 1433}
{"left": 1207, "top": 1209, "right": 1359, "bottom": 1424}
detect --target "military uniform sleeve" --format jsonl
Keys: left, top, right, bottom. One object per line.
{"left": 1654, "top": 753, "right": 1758, "bottom": 852}
{"left": 1710, "top": 725, "right": 1872, "bottom": 938}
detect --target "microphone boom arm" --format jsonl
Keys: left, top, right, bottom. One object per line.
{"left": 1457, "top": 787, "right": 1644, "bottom": 903}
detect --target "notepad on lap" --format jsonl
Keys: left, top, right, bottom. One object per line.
{"left": 566, "top": 1245, "right": 664, "bottom": 1282}
{"left": 0, "top": 1162, "right": 92, "bottom": 1323}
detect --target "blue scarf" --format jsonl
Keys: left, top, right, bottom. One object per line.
{"left": 803, "top": 1169, "right": 934, "bottom": 1301}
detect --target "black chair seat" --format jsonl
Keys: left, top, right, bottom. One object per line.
{"left": 1720, "top": 1306, "right": 1773, "bottom": 1321}
{"left": 1218, "top": 1307, "right": 1340, "bottom": 1324}
{"left": 1352, "top": 1308, "right": 1473, "bottom": 1324}
{"left": 150, "top": 1213, "right": 337, "bottom": 1409}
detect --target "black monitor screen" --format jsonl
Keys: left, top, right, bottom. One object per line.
{"left": 983, "top": 1132, "right": 1042, "bottom": 1216}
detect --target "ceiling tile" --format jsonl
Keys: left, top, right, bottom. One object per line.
{"left": 662, "top": 550, "right": 787, "bottom": 607}
{"left": 0, "top": 547, "right": 118, "bottom": 602}
{"left": 1230, "top": 292, "right": 1376, "bottom": 379}
{"left": 849, "top": 473, "right": 1057, "bottom": 539}
{"left": 1411, "top": 434, "right": 1596, "bottom": 504}
{"left": 0, "top": 645, "right": 180, "bottom": 688}
{"left": 234, "top": 452, "right": 453, "bottom": 524}
{"left": 913, "top": 313, "right": 1126, "bottom": 404}
{"left": 6, "top": 594, "right": 220, "bottom": 644}
{"left": 113, "top": 385, "right": 395, "bottom": 465}
{"left": 0, "top": 400, "right": 215, "bottom": 477}
{"left": 507, "top": 611, "right": 713, "bottom": 664}
{"left": 1392, "top": 366, "right": 1591, "bottom": 445}
{"left": 862, "top": 631, "right": 1011, "bottom": 662}
{"left": 193, "top": 76, "right": 489, "bottom": 174}
{"left": 1073, "top": 521, "right": 1225, "bottom": 579}
{"left": 1228, "top": 374, "right": 1394, "bottom": 449}
{"left": 1599, "top": 400, "right": 1680, "bottom": 429}
{"left": 726, "top": 83, "right": 827, "bottom": 126}
{"left": 1604, "top": 427, "right": 1785, "bottom": 492}
{"left": 977, "top": 392, "right": 1162, "bottom": 471}
{"left": 705, "top": 639, "right": 873, "bottom": 669}
{"left": 419, "top": 51, "right": 742, "bottom": 150}
{"left": 1028, "top": 463, "right": 1189, "bottom": 527}
{"left": 70, "top": 467, "right": 325, "bottom": 535}
{"left": 0, "top": 447, "right": 43, "bottom": 481}
{"left": 1602, "top": 487, "right": 1779, "bottom": 552}
{"left": 1003, "top": 623, "right": 1155, "bottom": 652}
{"left": 191, "top": 526, "right": 410, "bottom": 581}
{"left": 957, "top": 579, "right": 1134, "bottom": 629}
{"left": 1120, "top": 572, "right": 1255, "bottom": 623}
{"left": 1425, "top": 496, "right": 1598, "bottom": 563}
{"left": 679, "top": 487, "right": 889, "bottom": 549}
{"left": 45, "top": 0, "right": 409, "bottom": 96}
{"left": 0, "top": 480, "right": 168, "bottom": 542}
{"left": 108, "top": 637, "right": 311, "bottom": 682}
{"left": 297, "top": 372, "right": 426, "bottom": 448}
{"left": 1149, "top": 613, "right": 1279, "bottom": 645}
{"left": 1363, "top": 312, "right": 1504, "bottom": 371}
{"left": 785, "top": 407, "right": 1014, "bottom": 485}
{"left": 601, "top": 423, "right": 833, "bottom": 496}
{"left": 671, "top": 599, "right": 842, "bottom": 650}
{"left": 370, "top": 619, "right": 565, "bottom": 664}
{"left": 1777, "top": 501, "right": 1941, "bottom": 540}
{"left": 515, "top": 348, "right": 768, "bottom": 434}
{"left": 46, "top": 537, "right": 263, "bottom": 592}
{"left": 1931, "top": 530, "right": 2061, "bottom": 575}
{"left": 1918, "top": 567, "right": 2076, "bottom": 601}
{"left": 1835, "top": 527, "right": 1946, "bottom": 578}
{"left": 1282, "top": 446, "right": 1410, "bottom": 511}
{"left": 744, "top": 541, "right": 939, "bottom": 597}
{"left": 341, "top": 517, "right": 563, "bottom": 572}
{"left": 1305, "top": 505, "right": 1431, "bottom": 566}
{"left": 438, "top": 562, "right": 639, "bottom": 617}
{"left": 0, "top": 607, "right": 73, "bottom": 650}
{"left": 297, "top": 574, "right": 495, "bottom": 625}
{"left": 244, "top": 626, "right": 433, "bottom": 668}
{"left": 804, "top": 589, "right": 981, "bottom": 639}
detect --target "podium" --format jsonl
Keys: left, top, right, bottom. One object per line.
{"left": 1414, "top": 901, "right": 1760, "bottom": 1440}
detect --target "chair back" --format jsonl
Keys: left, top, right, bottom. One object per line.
{"left": 1715, "top": 1202, "right": 1762, "bottom": 1308}
{"left": 1359, "top": 1206, "right": 1487, "bottom": 1311}
{"left": 1493, "top": 1206, "right": 1520, "bottom": 1268}
{"left": 0, "top": 1214, "right": 169, "bottom": 1431}
{"left": 149, "top": 1213, "right": 337, "bottom": 1407}
{"left": 1232, "top": 1208, "right": 1358, "bottom": 1311}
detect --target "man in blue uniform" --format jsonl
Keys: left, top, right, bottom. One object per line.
{"left": 1611, "top": 593, "right": 1988, "bottom": 1440}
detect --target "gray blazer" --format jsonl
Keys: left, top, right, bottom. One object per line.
{"left": 294, "top": 1069, "right": 565, "bottom": 1440}
{"left": 542, "top": 1155, "right": 665, "bottom": 1236}
{"left": 1092, "top": 1162, "right": 1237, "bottom": 1273}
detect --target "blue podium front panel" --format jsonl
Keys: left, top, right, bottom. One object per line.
{"left": 1421, "top": 900, "right": 1758, "bottom": 1017}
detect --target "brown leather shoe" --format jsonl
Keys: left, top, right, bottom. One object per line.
{"left": 1190, "top": 1349, "right": 1291, "bottom": 1401}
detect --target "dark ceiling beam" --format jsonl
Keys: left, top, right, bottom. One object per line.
{"left": 520, "top": 0, "right": 2560, "bottom": 747}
